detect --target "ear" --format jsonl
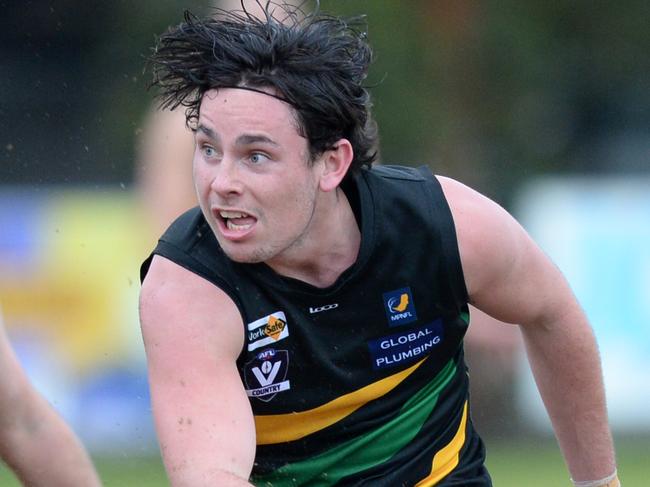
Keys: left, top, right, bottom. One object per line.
{"left": 319, "top": 139, "right": 354, "bottom": 192}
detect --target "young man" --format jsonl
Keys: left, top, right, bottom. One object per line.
{"left": 0, "top": 317, "right": 101, "bottom": 486}
{"left": 139, "top": 4, "right": 618, "bottom": 486}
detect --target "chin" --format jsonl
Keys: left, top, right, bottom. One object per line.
{"left": 220, "top": 245, "right": 270, "bottom": 264}
{"left": 225, "top": 253, "right": 261, "bottom": 264}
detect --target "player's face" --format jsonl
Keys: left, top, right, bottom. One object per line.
{"left": 193, "top": 88, "right": 322, "bottom": 265}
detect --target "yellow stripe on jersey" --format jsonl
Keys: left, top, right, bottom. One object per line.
{"left": 415, "top": 400, "right": 468, "bottom": 486}
{"left": 255, "top": 358, "right": 426, "bottom": 445}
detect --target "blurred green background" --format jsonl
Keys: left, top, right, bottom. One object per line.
{"left": 1, "top": 1, "right": 649, "bottom": 485}
{"left": 3, "top": 0, "right": 649, "bottom": 201}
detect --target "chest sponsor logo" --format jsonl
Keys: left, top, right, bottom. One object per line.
{"left": 244, "top": 349, "right": 291, "bottom": 402}
{"left": 383, "top": 287, "right": 418, "bottom": 326}
{"left": 367, "top": 320, "right": 444, "bottom": 370}
{"left": 309, "top": 303, "right": 339, "bottom": 314}
{"left": 247, "top": 311, "right": 289, "bottom": 352}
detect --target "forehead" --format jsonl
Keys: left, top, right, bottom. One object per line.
{"left": 198, "top": 88, "right": 301, "bottom": 138}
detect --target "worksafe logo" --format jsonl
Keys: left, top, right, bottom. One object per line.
{"left": 247, "top": 311, "right": 289, "bottom": 352}
{"left": 244, "top": 349, "right": 291, "bottom": 402}
{"left": 383, "top": 287, "right": 417, "bottom": 326}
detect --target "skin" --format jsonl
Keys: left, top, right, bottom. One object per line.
{"left": 0, "top": 321, "right": 101, "bottom": 487}
{"left": 140, "top": 88, "right": 616, "bottom": 485}
{"left": 135, "top": 106, "right": 196, "bottom": 236}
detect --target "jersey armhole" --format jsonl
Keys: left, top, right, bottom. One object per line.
{"left": 141, "top": 240, "right": 248, "bottom": 345}
{"left": 418, "top": 167, "right": 469, "bottom": 310}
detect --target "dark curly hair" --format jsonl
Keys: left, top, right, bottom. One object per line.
{"left": 148, "top": 1, "right": 378, "bottom": 172}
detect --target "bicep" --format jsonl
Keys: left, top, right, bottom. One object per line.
{"left": 140, "top": 256, "right": 256, "bottom": 484}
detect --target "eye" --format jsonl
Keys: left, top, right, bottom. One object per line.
{"left": 201, "top": 145, "right": 218, "bottom": 158}
{"left": 249, "top": 152, "right": 270, "bottom": 164}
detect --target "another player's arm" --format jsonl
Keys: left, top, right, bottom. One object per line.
{"left": 0, "top": 323, "right": 101, "bottom": 487}
{"left": 439, "top": 176, "right": 617, "bottom": 484}
{"left": 140, "top": 255, "right": 256, "bottom": 486}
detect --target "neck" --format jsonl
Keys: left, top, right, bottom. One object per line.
{"left": 266, "top": 187, "right": 360, "bottom": 288}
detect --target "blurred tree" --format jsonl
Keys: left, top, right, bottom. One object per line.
{"left": 2, "top": 0, "right": 648, "bottom": 204}
{"left": 1, "top": 0, "right": 209, "bottom": 185}
{"left": 328, "top": 0, "right": 650, "bottom": 204}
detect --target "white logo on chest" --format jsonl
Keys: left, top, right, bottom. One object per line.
{"left": 252, "top": 360, "right": 282, "bottom": 386}
{"left": 309, "top": 303, "right": 339, "bottom": 314}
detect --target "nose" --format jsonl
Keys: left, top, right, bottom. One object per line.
{"left": 209, "top": 158, "right": 243, "bottom": 198}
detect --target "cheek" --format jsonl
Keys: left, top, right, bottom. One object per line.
{"left": 259, "top": 184, "right": 309, "bottom": 226}
{"left": 192, "top": 165, "right": 211, "bottom": 196}
{"left": 286, "top": 181, "right": 317, "bottom": 221}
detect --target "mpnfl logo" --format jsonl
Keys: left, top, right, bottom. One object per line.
{"left": 383, "top": 287, "right": 417, "bottom": 326}
{"left": 309, "top": 303, "right": 339, "bottom": 314}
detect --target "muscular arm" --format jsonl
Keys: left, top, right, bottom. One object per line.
{"left": 0, "top": 322, "right": 101, "bottom": 487}
{"left": 439, "top": 176, "right": 616, "bottom": 482}
{"left": 139, "top": 255, "right": 256, "bottom": 486}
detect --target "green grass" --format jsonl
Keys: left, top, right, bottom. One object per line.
{"left": 95, "top": 456, "right": 169, "bottom": 487}
{"left": 1, "top": 436, "right": 647, "bottom": 486}
{"left": 0, "top": 455, "right": 168, "bottom": 487}
{"left": 486, "top": 436, "right": 649, "bottom": 487}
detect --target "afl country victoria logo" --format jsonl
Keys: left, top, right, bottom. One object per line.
{"left": 383, "top": 287, "right": 418, "bottom": 326}
{"left": 244, "top": 349, "right": 291, "bottom": 402}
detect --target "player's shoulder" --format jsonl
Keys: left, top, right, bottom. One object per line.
{"left": 141, "top": 255, "right": 197, "bottom": 310}
{"left": 139, "top": 254, "right": 245, "bottom": 363}
{"left": 366, "top": 164, "right": 429, "bottom": 182}
{"left": 140, "top": 255, "right": 235, "bottom": 316}
{"left": 139, "top": 254, "right": 244, "bottom": 351}
{"left": 435, "top": 175, "right": 503, "bottom": 218}
{"left": 437, "top": 175, "right": 536, "bottom": 297}
{"left": 363, "top": 168, "right": 501, "bottom": 220}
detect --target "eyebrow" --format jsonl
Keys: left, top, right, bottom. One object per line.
{"left": 195, "top": 124, "right": 220, "bottom": 142}
{"left": 235, "top": 134, "right": 279, "bottom": 147}
{"left": 195, "top": 124, "right": 279, "bottom": 148}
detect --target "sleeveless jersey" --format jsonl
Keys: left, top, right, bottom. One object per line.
{"left": 141, "top": 165, "right": 491, "bottom": 486}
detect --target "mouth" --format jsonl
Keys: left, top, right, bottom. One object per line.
{"left": 215, "top": 209, "right": 257, "bottom": 235}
